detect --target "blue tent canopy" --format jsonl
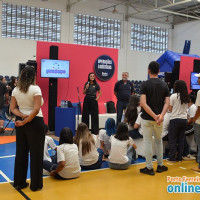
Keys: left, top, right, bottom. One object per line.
{"left": 157, "top": 50, "right": 200, "bottom": 73}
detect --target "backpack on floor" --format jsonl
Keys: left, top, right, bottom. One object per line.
{"left": 106, "top": 101, "right": 116, "bottom": 113}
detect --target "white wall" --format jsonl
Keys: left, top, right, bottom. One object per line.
{"left": 0, "top": 0, "right": 172, "bottom": 80}
{"left": 172, "top": 20, "right": 200, "bottom": 55}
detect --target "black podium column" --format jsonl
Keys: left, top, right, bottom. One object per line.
{"left": 48, "top": 45, "right": 58, "bottom": 131}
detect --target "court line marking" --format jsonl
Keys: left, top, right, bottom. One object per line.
{"left": 0, "top": 159, "right": 198, "bottom": 184}
{"left": 179, "top": 167, "right": 187, "bottom": 170}
{"left": 0, "top": 170, "right": 11, "bottom": 182}
{"left": 166, "top": 163, "right": 173, "bottom": 165}
{"left": 0, "top": 155, "right": 15, "bottom": 159}
{"left": 193, "top": 171, "right": 200, "bottom": 174}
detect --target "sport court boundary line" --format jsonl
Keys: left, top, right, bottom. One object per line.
{"left": 0, "top": 158, "right": 196, "bottom": 183}
{"left": 10, "top": 182, "right": 31, "bottom": 200}
{"left": 0, "top": 155, "right": 15, "bottom": 159}
{"left": 0, "top": 170, "right": 31, "bottom": 200}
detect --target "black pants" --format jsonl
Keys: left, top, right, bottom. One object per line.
{"left": 82, "top": 96, "right": 99, "bottom": 134}
{"left": 116, "top": 100, "right": 128, "bottom": 125}
{"left": 168, "top": 118, "right": 187, "bottom": 161}
{"left": 14, "top": 117, "right": 45, "bottom": 191}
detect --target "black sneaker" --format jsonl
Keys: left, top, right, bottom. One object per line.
{"left": 140, "top": 167, "right": 155, "bottom": 175}
{"left": 156, "top": 165, "right": 168, "bottom": 173}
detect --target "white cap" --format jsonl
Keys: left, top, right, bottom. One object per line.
{"left": 194, "top": 73, "right": 200, "bottom": 78}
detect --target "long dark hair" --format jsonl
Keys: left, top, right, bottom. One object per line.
{"left": 10, "top": 76, "right": 17, "bottom": 87}
{"left": 74, "top": 123, "right": 95, "bottom": 156}
{"left": 125, "top": 95, "right": 140, "bottom": 126}
{"left": 173, "top": 80, "right": 190, "bottom": 104}
{"left": 114, "top": 122, "right": 129, "bottom": 141}
{"left": 18, "top": 66, "right": 36, "bottom": 93}
{"left": 59, "top": 127, "right": 74, "bottom": 145}
{"left": 87, "top": 72, "right": 97, "bottom": 84}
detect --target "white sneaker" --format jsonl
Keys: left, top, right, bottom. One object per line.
{"left": 43, "top": 169, "right": 50, "bottom": 176}
{"left": 182, "top": 154, "right": 196, "bottom": 160}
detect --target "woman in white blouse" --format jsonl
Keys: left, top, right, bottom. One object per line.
{"left": 10, "top": 66, "right": 45, "bottom": 192}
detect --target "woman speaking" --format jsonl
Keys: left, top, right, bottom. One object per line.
{"left": 82, "top": 72, "right": 101, "bottom": 135}
{"left": 10, "top": 66, "right": 45, "bottom": 191}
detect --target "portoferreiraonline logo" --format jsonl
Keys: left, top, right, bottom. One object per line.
{"left": 167, "top": 176, "right": 200, "bottom": 193}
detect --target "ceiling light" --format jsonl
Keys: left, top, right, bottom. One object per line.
{"left": 112, "top": 6, "right": 118, "bottom": 14}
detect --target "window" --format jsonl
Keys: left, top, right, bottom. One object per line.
{"left": 131, "top": 23, "right": 168, "bottom": 53}
{"left": 1, "top": 3, "right": 61, "bottom": 42}
{"left": 74, "top": 14, "right": 121, "bottom": 48}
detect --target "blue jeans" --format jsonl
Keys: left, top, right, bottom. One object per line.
{"left": 116, "top": 100, "right": 128, "bottom": 125}
{"left": 0, "top": 107, "right": 6, "bottom": 120}
{"left": 141, "top": 119, "right": 163, "bottom": 169}
{"left": 43, "top": 155, "right": 66, "bottom": 180}
{"left": 81, "top": 148, "right": 103, "bottom": 170}
{"left": 108, "top": 146, "right": 136, "bottom": 170}
{"left": 194, "top": 123, "right": 200, "bottom": 165}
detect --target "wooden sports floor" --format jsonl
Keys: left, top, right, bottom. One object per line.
{"left": 0, "top": 138, "right": 200, "bottom": 200}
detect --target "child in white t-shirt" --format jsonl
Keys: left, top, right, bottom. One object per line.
{"left": 108, "top": 122, "right": 137, "bottom": 170}
{"left": 74, "top": 123, "right": 103, "bottom": 170}
{"left": 167, "top": 80, "right": 189, "bottom": 162}
{"left": 43, "top": 127, "right": 81, "bottom": 179}
{"left": 99, "top": 118, "right": 116, "bottom": 159}
{"left": 43, "top": 124, "right": 57, "bottom": 162}
{"left": 183, "top": 94, "right": 197, "bottom": 160}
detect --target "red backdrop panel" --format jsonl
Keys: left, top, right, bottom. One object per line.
{"left": 36, "top": 41, "right": 118, "bottom": 124}
{"left": 179, "top": 56, "right": 200, "bottom": 92}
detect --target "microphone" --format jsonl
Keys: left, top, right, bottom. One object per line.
{"left": 86, "top": 82, "right": 90, "bottom": 90}
{"left": 77, "top": 87, "right": 79, "bottom": 93}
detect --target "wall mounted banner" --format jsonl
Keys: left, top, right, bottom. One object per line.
{"left": 94, "top": 55, "right": 115, "bottom": 81}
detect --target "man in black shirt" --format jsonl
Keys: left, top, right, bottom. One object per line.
{"left": 140, "top": 61, "right": 170, "bottom": 175}
{"left": 114, "top": 72, "right": 134, "bottom": 125}
{"left": 0, "top": 77, "right": 9, "bottom": 133}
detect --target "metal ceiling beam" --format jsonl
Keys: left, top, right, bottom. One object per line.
{"left": 128, "top": 0, "right": 192, "bottom": 17}
{"left": 158, "top": 8, "right": 200, "bottom": 20}
{"left": 66, "top": 0, "right": 86, "bottom": 11}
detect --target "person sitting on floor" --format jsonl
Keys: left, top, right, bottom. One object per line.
{"left": 99, "top": 118, "right": 116, "bottom": 160}
{"left": 108, "top": 122, "right": 137, "bottom": 170}
{"left": 43, "top": 127, "right": 81, "bottom": 179}
{"left": 74, "top": 123, "right": 103, "bottom": 170}
{"left": 43, "top": 124, "right": 57, "bottom": 175}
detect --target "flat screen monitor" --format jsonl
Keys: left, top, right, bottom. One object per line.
{"left": 191, "top": 72, "right": 200, "bottom": 90}
{"left": 41, "top": 59, "right": 69, "bottom": 78}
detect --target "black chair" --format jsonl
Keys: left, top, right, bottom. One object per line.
{"left": 106, "top": 101, "right": 116, "bottom": 113}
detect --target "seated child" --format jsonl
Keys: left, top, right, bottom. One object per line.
{"left": 108, "top": 122, "right": 137, "bottom": 170}
{"left": 43, "top": 127, "right": 81, "bottom": 179}
{"left": 99, "top": 118, "right": 116, "bottom": 159}
{"left": 43, "top": 124, "right": 57, "bottom": 174}
{"left": 74, "top": 123, "right": 103, "bottom": 170}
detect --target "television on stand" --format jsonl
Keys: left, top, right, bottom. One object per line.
{"left": 190, "top": 72, "right": 200, "bottom": 90}
{"left": 41, "top": 59, "right": 70, "bottom": 78}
